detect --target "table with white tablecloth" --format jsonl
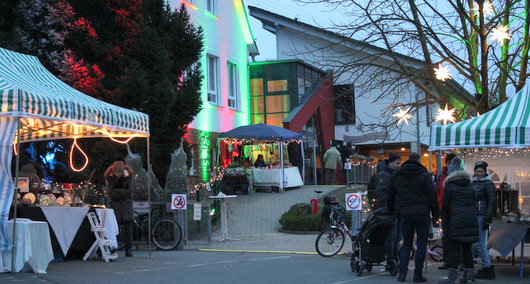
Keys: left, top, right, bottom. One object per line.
{"left": 252, "top": 167, "right": 303, "bottom": 188}
{"left": 0, "top": 218, "right": 53, "bottom": 273}
{"left": 16, "top": 206, "right": 119, "bottom": 258}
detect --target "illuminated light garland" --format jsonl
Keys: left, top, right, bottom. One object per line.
{"left": 70, "top": 137, "right": 89, "bottom": 172}
{"left": 392, "top": 107, "right": 413, "bottom": 125}
{"left": 219, "top": 137, "right": 302, "bottom": 146}
{"left": 99, "top": 128, "right": 138, "bottom": 144}
{"left": 490, "top": 25, "right": 512, "bottom": 44}
{"left": 191, "top": 166, "right": 225, "bottom": 194}
{"left": 12, "top": 135, "right": 18, "bottom": 156}
{"left": 434, "top": 63, "right": 452, "bottom": 81}
{"left": 435, "top": 104, "right": 456, "bottom": 125}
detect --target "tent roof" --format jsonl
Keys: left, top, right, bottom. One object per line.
{"left": 219, "top": 123, "right": 302, "bottom": 142}
{"left": 429, "top": 85, "right": 530, "bottom": 150}
{"left": 0, "top": 47, "right": 149, "bottom": 141}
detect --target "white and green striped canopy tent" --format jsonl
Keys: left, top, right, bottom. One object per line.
{"left": 429, "top": 85, "right": 530, "bottom": 151}
{"left": 0, "top": 47, "right": 149, "bottom": 251}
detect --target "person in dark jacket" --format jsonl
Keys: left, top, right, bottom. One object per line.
{"left": 439, "top": 157, "right": 479, "bottom": 283}
{"left": 254, "top": 154, "right": 267, "bottom": 168}
{"left": 375, "top": 152, "right": 401, "bottom": 208}
{"left": 387, "top": 153, "right": 439, "bottom": 283}
{"left": 105, "top": 160, "right": 134, "bottom": 257}
{"left": 375, "top": 153, "right": 401, "bottom": 263}
{"left": 472, "top": 161, "right": 496, "bottom": 279}
{"left": 436, "top": 153, "right": 457, "bottom": 270}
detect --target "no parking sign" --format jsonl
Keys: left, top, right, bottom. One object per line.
{"left": 345, "top": 193, "right": 362, "bottom": 211}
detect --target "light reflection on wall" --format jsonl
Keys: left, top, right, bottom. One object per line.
{"left": 199, "top": 130, "right": 211, "bottom": 182}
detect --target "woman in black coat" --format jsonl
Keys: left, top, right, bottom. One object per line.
{"left": 105, "top": 161, "right": 134, "bottom": 257}
{"left": 439, "top": 157, "right": 478, "bottom": 283}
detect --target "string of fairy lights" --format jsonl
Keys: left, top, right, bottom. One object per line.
{"left": 219, "top": 138, "right": 302, "bottom": 145}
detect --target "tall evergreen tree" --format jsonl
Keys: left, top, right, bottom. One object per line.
{"left": 0, "top": 0, "right": 203, "bottom": 188}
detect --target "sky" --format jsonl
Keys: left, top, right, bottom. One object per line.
{"left": 243, "top": 0, "right": 350, "bottom": 61}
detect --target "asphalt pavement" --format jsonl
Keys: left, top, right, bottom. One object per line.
{"left": 2, "top": 185, "right": 530, "bottom": 283}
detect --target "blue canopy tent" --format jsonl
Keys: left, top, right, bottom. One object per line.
{"left": 218, "top": 123, "right": 304, "bottom": 192}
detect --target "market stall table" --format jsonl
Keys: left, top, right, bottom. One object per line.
{"left": 252, "top": 167, "right": 303, "bottom": 189}
{"left": 209, "top": 195, "right": 238, "bottom": 241}
{"left": 15, "top": 206, "right": 118, "bottom": 259}
{"left": 488, "top": 220, "right": 530, "bottom": 277}
{"left": 0, "top": 218, "right": 53, "bottom": 273}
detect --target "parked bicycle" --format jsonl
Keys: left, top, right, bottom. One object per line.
{"left": 125, "top": 210, "right": 182, "bottom": 251}
{"left": 315, "top": 206, "right": 353, "bottom": 257}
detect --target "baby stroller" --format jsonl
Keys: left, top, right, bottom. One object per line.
{"left": 350, "top": 208, "right": 398, "bottom": 276}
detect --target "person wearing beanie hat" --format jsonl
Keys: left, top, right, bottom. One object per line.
{"left": 436, "top": 153, "right": 458, "bottom": 270}
{"left": 387, "top": 153, "right": 439, "bottom": 282}
{"left": 439, "top": 157, "right": 478, "bottom": 283}
{"left": 105, "top": 160, "right": 135, "bottom": 257}
{"left": 388, "top": 152, "right": 401, "bottom": 164}
{"left": 375, "top": 153, "right": 401, "bottom": 264}
{"left": 472, "top": 161, "right": 496, "bottom": 280}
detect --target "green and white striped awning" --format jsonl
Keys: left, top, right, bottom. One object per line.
{"left": 429, "top": 85, "right": 530, "bottom": 150}
{"left": 0, "top": 47, "right": 149, "bottom": 142}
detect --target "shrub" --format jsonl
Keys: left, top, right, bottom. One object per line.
{"left": 278, "top": 203, "right": 328, "bottom": 231}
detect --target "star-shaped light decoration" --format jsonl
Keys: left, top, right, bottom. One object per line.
{"left": 490, "top": 25, "right": 511, "bottom": 44}
{"left": 434, "top": 63, "right": 452, "bottom": 81}
{"left": 435, "top": 104, "right": 456, "bottom": 125}
{"left": 393, "top": 107, "right": 413, "bottom": 125}
{"left": 473, "top": 1, "right": 493, "bottom": 17}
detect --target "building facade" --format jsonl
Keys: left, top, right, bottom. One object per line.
{"left": 171, "top": 0, "right": 258, "bottom": 182}
{"left": 249, "top": 6, "right": 472, "bottom": 173}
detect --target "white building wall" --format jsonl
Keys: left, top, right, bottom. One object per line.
{"left": 170, "top": 0, "right": 252, "bottom": 133}
{"left": 275, "top": 26, "right": 431, "bottom": 146}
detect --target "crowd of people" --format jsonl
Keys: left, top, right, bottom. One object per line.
{"left": 373, "top": 152, "right": 496, "bottom": 283}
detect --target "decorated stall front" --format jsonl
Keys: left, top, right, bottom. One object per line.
{"left": 217, "top": 123, "right": 304, "bottom": 192}
{"left": 429, "top": 84, "right": 530, "bottom": 214}
{"left": 429, "top": 84, "right": 530, "bottom": 263}
{"left": 0, "top": 48, "right": 149, "bottom": 270}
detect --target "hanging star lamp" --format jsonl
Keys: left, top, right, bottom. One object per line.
{"left": 393, "top": 107, "right": 413, "bottom": 125}
{"left": 490, "top": 25, "right": 511, "bottom": 44}
{"left": 435, "top": 104, "right": 456, "bottom": 125}
{"left": 473, "top": 1, "right": 493, "bottom": 17}
{"left": 434, "top": 63, "right": 452, "bottom": 81}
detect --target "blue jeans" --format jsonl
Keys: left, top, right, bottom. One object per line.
{"left": 476, "top": 215, "right": 491, "bottom": 267}
{"left": 399, "top": 214, "right": 430, "bottom": 277}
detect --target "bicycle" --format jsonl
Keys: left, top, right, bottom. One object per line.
{"left": 315, "top": 206, "right": 353, "bottom": 257}
{"left": 402, "top": 237, "right": 443, "bottom": 262}
{"left": 126, "top": 210, "right": 183, "bottom": 251}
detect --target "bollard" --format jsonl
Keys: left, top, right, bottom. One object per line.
{"left": 310, "top": 199, "right": 318, "bottom": 215}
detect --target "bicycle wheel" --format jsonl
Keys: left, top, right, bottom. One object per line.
{"left": 429, "top": 245, "right": 444, "bottom": 262}
{"left": 315, "top": 227, "right": 345, "bottom": 257}
{"left": 152, "top": 218, "right": 182, "bottom": 251}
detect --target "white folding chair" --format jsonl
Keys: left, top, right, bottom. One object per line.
{"left": 83, "top": 212, "right": 118, "bottom": 262}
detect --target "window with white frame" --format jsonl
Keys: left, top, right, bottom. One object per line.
{"left": 227, "top": 62, "right": 239, "bottom": 110}
{"left": 206, "top": 0, "right": 215, "bottom": 14}
{"left": 207, "top": 54, "right": 219, "bottom": 104}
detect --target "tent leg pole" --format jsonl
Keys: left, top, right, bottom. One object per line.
{"left": 11, "top": 117, "right": 21, "bottom": 273}
{"left": 147, "top": 138, "right": 151, "bottom": 259}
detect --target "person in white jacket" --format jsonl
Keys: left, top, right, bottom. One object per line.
{"left": 323, "top": 145, "right": 341, "bottom": 185}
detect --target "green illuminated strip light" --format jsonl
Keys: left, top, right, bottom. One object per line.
{"left": 205, "top": 10, "right": 220, "bottom": 20}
